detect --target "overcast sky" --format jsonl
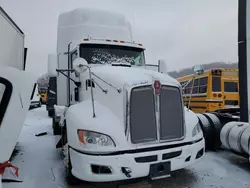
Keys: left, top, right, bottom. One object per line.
{"left": 1, "top": 0, "right": 238, "bottom": 76}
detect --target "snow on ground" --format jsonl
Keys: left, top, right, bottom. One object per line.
{"left": 3, "top": 106, "right": 250, "bottom": 188}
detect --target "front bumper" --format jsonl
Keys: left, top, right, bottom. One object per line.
{"left": 69, "top": 138, "right": 205, "bottom": 182}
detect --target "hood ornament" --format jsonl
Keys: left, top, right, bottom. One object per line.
{"left": 154, "top": 80, "right": 161, "bottom": 95}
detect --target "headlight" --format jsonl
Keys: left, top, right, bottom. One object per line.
{"left": 77, "top": 130, "right": 115, "bottom": 147}
{"left": 192, "top": 123, "right": 202, "bottom": 137}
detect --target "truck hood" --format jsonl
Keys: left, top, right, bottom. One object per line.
{"left": 88, "top": 65, "right": 180, "bottom": 88}
{"left": 78, "top": 65, "right": 181, "bottom": 136}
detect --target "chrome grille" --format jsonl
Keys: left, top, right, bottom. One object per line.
{"left": 159, "top": 86, "right": 184, "bottom": 141}
{"left": 129, "top": 84, "right": 184, "bottom": 144}
{"left": 129, "top": 86, "right": 157, "bottom": 144}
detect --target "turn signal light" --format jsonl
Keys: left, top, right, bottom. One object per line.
{"left": 78, "top": 130, "right": 85, "bottom": 144}
{"left": 213, "top": 93, "right": 217, "bottom": 97}
{"left": 218, "top": 94, "right": 222, "bottom": 98}
{"left": 113, "top": 40, "right": 119, "bottom": 42}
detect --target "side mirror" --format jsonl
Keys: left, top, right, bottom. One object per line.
{"left": 193, "top": 65, "right": 204, "bottom": 75}
{"left": 47, "top": 54, "right": 58, "bottom": 77}
{"left": 73, "top": 58, "right": 89, "bottom": 77}
{"left": 158, "top": 59, "right": 168, "bottom": 74}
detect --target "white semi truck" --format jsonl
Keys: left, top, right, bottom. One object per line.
{"left": 0, "top": 6, "right": 34, "bottom": 187}
{"left": 48, "top": 8, "right": 205, "bottom": 184}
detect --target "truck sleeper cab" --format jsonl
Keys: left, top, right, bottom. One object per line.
{"left": 49, "top": 38, "right": 204, "bottom": 183}
{"left": 49, "top": 8, "right": 205, "bottom": 184}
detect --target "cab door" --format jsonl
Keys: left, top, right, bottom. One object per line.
{"left": 0, "top": 66, "right": 34, "bottom": 163}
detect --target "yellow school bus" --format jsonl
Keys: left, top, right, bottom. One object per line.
{"left": 177, "top": 68, "right": 239, "bottom": 113}
{"left": 39, "top": 87, "right": 47, "bottom": 104}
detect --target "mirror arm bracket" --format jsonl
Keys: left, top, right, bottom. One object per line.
{"left": 56, "top": 69, "right": 81, "bottom": 87}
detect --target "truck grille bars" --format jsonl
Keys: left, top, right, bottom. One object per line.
{"left": 129, "top": 85, "right": 184, "bottom": 144}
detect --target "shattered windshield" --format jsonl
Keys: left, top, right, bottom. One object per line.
{"left": 79, "top": 43, "right": 145, "bottom": 66}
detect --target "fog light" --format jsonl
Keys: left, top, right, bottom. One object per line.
{"left": 185, "top": 156, "right": 191, "bottom": 162}
{"left": 196, "top": 148, "right": 204, "bottom": 159}
{"left": 91, "top": 165, "right": 112, "bottom": 174}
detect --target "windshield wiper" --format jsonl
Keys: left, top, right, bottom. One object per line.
{"left": 111, "top": 63, "right": 131, "bottom": 67}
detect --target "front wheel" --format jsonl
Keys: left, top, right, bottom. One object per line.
{"left": 52, "top": 115, "right": 61, "bottom": 135}
{"left": 48, "top": 110, "right": 53, "bottom": 117}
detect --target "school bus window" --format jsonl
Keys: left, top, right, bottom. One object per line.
{"left": 187, "top": 81, "right": 192, "bottom": 88}
{"left": 180, "top": 81, "right": 186, "bottom": 88}
{"left": 193, "top": 78, "right": 199, "bottom": 94}
{"left": 212, "top": 76, "right": 221, "bottom": 92}
{"left": 193, "top": 87, "right": 198, "bottom": 94}
{"left": 199, "top": 77, "right": 208, "bottom": 93}
{"left": 224, "top": 82, "right": 238, "bottom": 92}
{"left": 185, "top": 81, "right": 193, "bottom": 94}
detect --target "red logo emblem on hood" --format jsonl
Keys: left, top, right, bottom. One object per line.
{"left": 154, "top": 80, "right": 161, "bottom": 95}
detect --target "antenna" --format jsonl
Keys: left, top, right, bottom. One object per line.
{"left": 130, "top": 10, "right": 136, "bottom": 41}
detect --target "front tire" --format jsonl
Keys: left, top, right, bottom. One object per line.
{"left": 48, "top": 110, "right": 53, "bottom": 117}
{"left": 52, "top": 115, "right": 61, "bottom": 135}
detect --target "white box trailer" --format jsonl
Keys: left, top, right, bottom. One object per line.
{"left": 0, "top": 7, "right": 35, "bottom": 186}
{"left": 0, "top": 7, "right": 25, "bottom": 70}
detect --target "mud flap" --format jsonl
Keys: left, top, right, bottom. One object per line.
{"left": 56, "top": 125, "right": 67, "bottom": 148}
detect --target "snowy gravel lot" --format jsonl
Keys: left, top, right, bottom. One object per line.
{"left": 3, "top": 106, "right": 250, "bottom": 188}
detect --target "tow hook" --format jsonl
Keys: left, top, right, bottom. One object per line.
{"left": 121, "top": 167, "right": 132, "bottom": 178}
